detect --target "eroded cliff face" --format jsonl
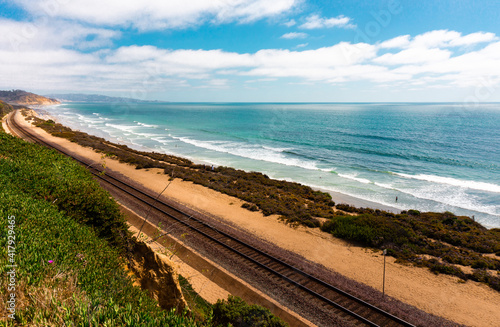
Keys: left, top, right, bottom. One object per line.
{"left": 127, "top": 240, "right": 188, "bottom": 313}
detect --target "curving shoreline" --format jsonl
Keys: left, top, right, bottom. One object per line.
{"left": 32, "top": 106, "right": 402, "bottom": 215}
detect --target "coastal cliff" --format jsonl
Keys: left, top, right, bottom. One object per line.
{"left": 128, "top": 240, "right": 188, "bottom": 312}
{"left": 0, "top": 89, "right": 60, "bottom": 105}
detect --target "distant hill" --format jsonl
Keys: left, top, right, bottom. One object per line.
{"left": 47, "top": 93, "right": 156, "bottom": 103}
{"left": 0, "top": 90, "right": 60, "bottom": 105}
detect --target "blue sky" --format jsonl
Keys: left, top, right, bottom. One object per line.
{"left": 1, "top": 0, "right": 500, "bottom": 102}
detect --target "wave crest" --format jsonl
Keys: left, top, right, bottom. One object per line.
{"left": 393, "top": 172, "right": 500, "bottom": 193}
{"left": 171, "top": 136, "right": 320, "bottom": 170}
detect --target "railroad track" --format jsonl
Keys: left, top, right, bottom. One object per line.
{"left": 8, "top": 111, "right": 416, "bottom": 327}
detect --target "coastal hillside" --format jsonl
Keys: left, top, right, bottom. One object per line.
{"left": 0, "top": 117, "right": 288, "bottom": 326}
{"left": 47, "top": 93, "right": 154, "bottom": 103}
{"left": 0, "top": 90, "right": 59, "bottom": 105}
{"left": 0, "top": 132, "right": 192, "bottom": 325}
{"left": 0, "top": 100, "right": 13, "bottom": 117}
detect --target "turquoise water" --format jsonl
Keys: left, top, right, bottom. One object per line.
{"left": 41, "top": 102, "right": 500, "bottom": 227}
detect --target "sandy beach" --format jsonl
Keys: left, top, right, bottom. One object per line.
{"left": 10, "top": 109, "right": 500, "bottom": 327}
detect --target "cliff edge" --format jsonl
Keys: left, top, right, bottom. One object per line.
{"left": 128, "top": 240, "right": 188, "bottom": 313}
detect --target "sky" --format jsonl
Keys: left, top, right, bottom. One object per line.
{"left": 1, "top": 0, "right": 500, "bottom": 102}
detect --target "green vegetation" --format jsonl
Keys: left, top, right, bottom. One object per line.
{"left": 321, "top": 211, "right": 500, "bottom": 291}
{"left": 0, "top": 188, "right": 197, "bottom": 326}
{"left": 0, "top": 127, "right": 130, "bottom": 251}
{"left": 0, "top": 100, "right": 13, "bottom": 120}
{"left": 0, "top": 132, "right": 288, "bottom": 326}
{"left": 0, "top": 133, "right": 196, "bottom": 326}
{"left": 212, "top": 296, "right": 288, "bottom": 327}
{"left": 178, "top": 275, "right": 213, "bottom": 322}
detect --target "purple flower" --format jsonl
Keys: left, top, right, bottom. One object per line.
{"left": 48, "top": 260, "right": 53, "bottom": 264}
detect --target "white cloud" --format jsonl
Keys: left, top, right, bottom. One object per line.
{"left": 281, "top": 32, "right": 307, "bottom": 39}
{"left": 13, "top": 0, "right": 300, "bottom": 30}
{"left": 411, "top": 30, "right": 497, "bottom": 48}
{"left": 378, "top": 35, "right": 410, "bottom": 49}
{"left": 106, "top": 42, "right": 378, "bottom": 81}
{"left": 374, "top": 47, "right": 451, "bottom": 65}
{"left": 411, "top": 30, "right": 461, "bottom": 48}
{"left": 0, "top": 48, "right": 96, "bottom": 66}
{"left": 215, "top": 0, "right": 298, "bottom": 24}
{"left": 2, "top": 21, "right": 500, "bottom": 98}
{"left": 378, "top": 31, "right": 497, "bottom": 50}
{"left": 393, "top": 41, "right": 500, "bottom": 77}
{"left": 283, "top": 19, "right": 296, "bottom": 27}
{"left": 105, "top": 45, "right": 164, "bottom": 63}
{"left": 104, "top": 32, "right": 498, "bottom": 91}
{"left": 254, "top": 42, "right": 376, "bottom": 68}
{"left": 449, "top": 32, "right": 497, "bottom": 46}
{"left": 245, "top": 78, "right": 277, "bottom": 83}
{"left": 299, "top": 14, "right": 355, "bottom": 29}
{"left": 0, "top": 18, "right": 119, "bottom": 51}
{"left": 0, "top": 39, "right": 379, "bottom": 92}
{"left": 210, "top": 79, "right": 228, "bottom": 86}
{"left": 296, "top": 43, "right": 308, "bottom": 48}
{"left": 198, "top": 79, "right": 229, "bottom": 88}
{"left": 162, "top": 49, "right": 254, "bottom": 70}
{"left": 103, "top": 46, "right": 256, "bottom": 81}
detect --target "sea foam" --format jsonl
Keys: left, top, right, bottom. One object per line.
{"left": 392, "top": 184, "right": 500, "bottom": 217}
{"left": 338, "top": 173, "right": 371, "bottom": 184}
{"left": 171, "top": 136, "right": 320, "bottom": 171}
{"left": 393, "top": 173, "right": 500, "bottom": 193}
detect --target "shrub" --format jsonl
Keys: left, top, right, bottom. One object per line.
{"left": 429, "top": 261, "right": 466, "bottom": 279}
{"left": 321, "top": 214, "right": 417, "bottom": 248}
{"left": 408, "top": 209, "right": 421, "bottom": 216}
{"left": 212, "top": 296, "right": 288, "bottom": 327}
{"left": 241, "top": 203, "right": 259, "bottom": 212}
{"left": 470, "top": 269, "right": 490, "bottom": 283}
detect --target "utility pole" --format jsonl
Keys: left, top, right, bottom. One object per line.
{"left": 382, "top": 249, "right": 387, "bottom": 298}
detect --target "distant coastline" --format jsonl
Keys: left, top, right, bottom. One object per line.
{"left": 46, "top": 93, "right": 161, "bottom": 103}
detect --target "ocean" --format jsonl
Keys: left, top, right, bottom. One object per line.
{"left": 39, "top": 102, "right": 500, "bottom": 228}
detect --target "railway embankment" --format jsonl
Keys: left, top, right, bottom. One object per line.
{"left": 0, "top": 111, "right": 290, "bottom": 326}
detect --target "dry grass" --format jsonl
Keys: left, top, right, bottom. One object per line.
{"left": 0, "top": 271, "right": 88, "bottom": 326}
